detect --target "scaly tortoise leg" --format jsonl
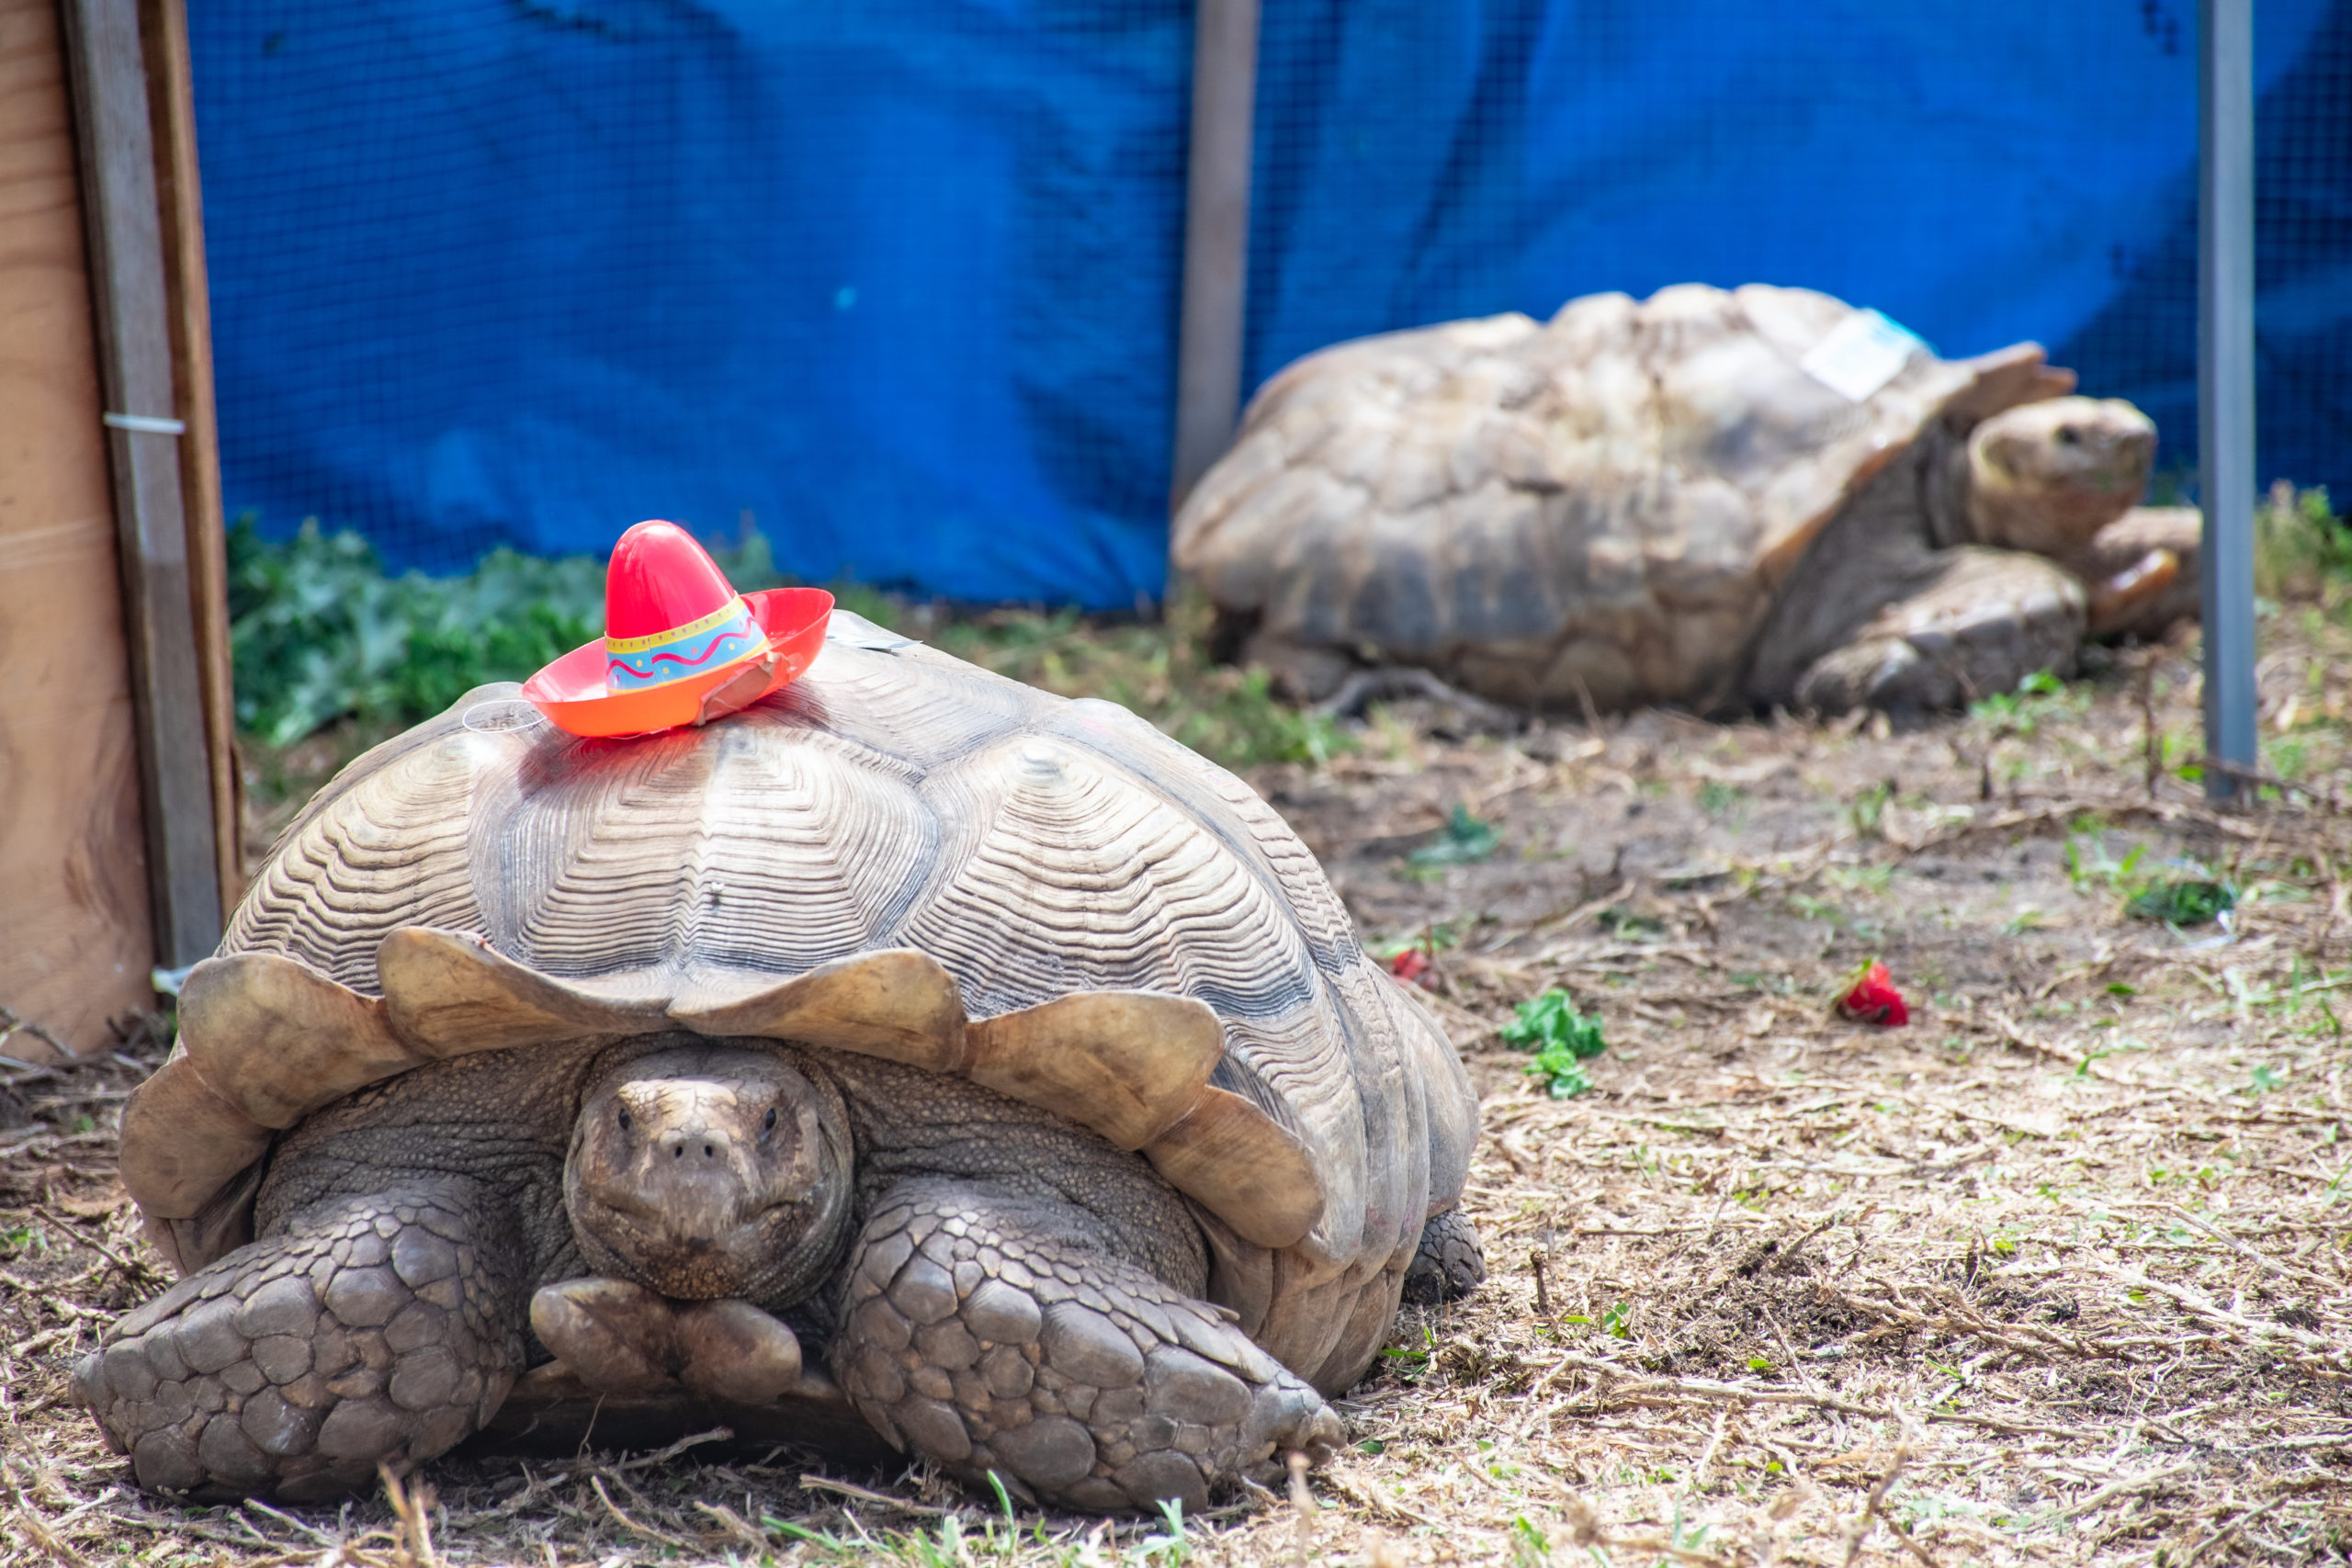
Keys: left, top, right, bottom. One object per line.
{"left": 1793, "top": 546, "right": 2086, "bottom": 715}
{"left": 530, "top": 1276, "right": 809, "bottom": 1403}
{"left": 74, "top": 1183, "right": 526, "bottom": 1501}
{"left": 1401, "top": 1206, "right": 1486, "bottom": 1305}
{"left": 832, "top": 1179, "right": 1344, "bottom": 1514}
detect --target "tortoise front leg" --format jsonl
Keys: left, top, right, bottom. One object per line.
{"left": 1401, "top": 1206, "right": 1486, "bottom": 1305}
{"left": 833, "top": 1179, "right": 1343, "bottom": 1514}
{"left": 1792, "top": 547, "right": 2086, "bottom": 715}
{"left": 75, "top": 1182, "right": 527, "bottom": 1501}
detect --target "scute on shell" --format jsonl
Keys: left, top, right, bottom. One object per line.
{"left": 963, "top": 990, "right": 1225, "bottom": 1151}
{"left": 117, "top": 1055, "right": 271, "bottom": 1221}
{"left": 176, "top": 953, "right": 422, "bottom": 1127}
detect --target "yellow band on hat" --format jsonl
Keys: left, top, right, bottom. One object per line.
{"left": 604, "top": 597, "right": 752, "bottom": 655}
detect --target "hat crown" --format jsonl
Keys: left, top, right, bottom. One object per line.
{"left": 605, "top": 520, "right": 739, "bottom": 638}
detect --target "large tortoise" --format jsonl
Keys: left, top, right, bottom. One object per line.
{"left": 1174, "top": 283, "right": 2199, "bottom": 716}
{"left": 75, "top": 615, "right": 1483, "bottom": 1511}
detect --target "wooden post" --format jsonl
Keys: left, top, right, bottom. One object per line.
{"left": 2198, "top": 0, "right": 2257, "bottom": 805}
{"left": 0, "top": 0, "right": 158, "bottom": 1053}
{"left": 61, "top": 0, "right": 223, "bottom": 964}
{"left": 143, "top": 0, "right": 240, "bottom": 914}
{"left": 1168, "top": 0, "right": 1261, "bottom": 515}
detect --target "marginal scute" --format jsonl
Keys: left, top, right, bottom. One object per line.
{"left": 141, "top": 1160, "right": 265, "bottom": 1276}
{"left": 674, "top": 950, "right": 969, "bottom": 1073}
{"left": 964, "top": 991, "right": 1225, "bottom": 1151}
{"left": 1144, "top": 1088, "right": 1324, "bottom": 1249}
{"left": 118, "top": 1056, "right": 275, "bottom": 1222}
{"left": 377, "top": 928, "right": 660, "bottom": 1055}
{"left": 178, "top": 954, "right": 424, "bottom": 1129}
{"left": 1943, "top": 342, "right": 2074, "bottom": 423}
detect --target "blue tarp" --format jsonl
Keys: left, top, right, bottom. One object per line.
{"left": 193, "top": 1, "right": 2351, "bottom": 605}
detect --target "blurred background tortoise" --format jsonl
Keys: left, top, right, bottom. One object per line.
{"left": 74, "top": 616, "right": 1482, "bottom": 1511}
{"left": 1175, "top": 283, "right": 2200, "bottom": 717}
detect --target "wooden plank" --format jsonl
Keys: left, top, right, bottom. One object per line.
{"left": 141, "top": 0, "right": 238, "bottom": 912}
{"left": 60, "top": 0, "right": 221, "bottom": 964}
{"left": 0, "top": 0, "right": 157, "bottom": 1055}
{"left": 1166, "top": 0, "right": 1260, "bottom": 514}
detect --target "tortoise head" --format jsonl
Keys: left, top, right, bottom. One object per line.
{"left": 566, "top": 1043, "right": 853, "bottom": 1306}
{"left": 1964, "top": 396, "right": 2157, "bottom": 558}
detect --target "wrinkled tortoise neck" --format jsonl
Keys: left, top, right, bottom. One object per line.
{"left": 1919, "top": 421, "right": 1979, "bottom": 553}
{"left": 565, "top": 1042, "right": 854, "bottom": 1310}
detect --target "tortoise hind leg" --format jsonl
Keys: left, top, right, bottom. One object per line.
{"left": 833, "top": 1178, "right": 1343, "bottom": 1514}
{"left": 75, "top": 1182, "right": 527, "bottom": 1501}
{"left": 1401, "top": 1207, "right": 1485, "bottom": 1305}
{"left": 1792, "top": 547, "right": 2086, "bottom": 716}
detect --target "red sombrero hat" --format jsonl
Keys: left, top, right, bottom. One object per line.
{"left": 521, "top": 520, "right": 833, "bottom": 739}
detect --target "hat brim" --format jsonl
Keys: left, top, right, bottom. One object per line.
{"left": 522, "top": 587, "right": 835, "bottom": 739}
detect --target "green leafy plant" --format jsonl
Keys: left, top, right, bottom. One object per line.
{"left": 1499, "top": 989, "right": 1609, "bottom": 1098}
{"left": 1697, "top": 779, "right": 1747, "bottom": 817}
{"left": 227, "top": 523, "right": 1350, "bottom": 771}
{"left": 1371, "top": 922, "right": 1462, "bottom": 964}
{"left": 1827, "top": 863, "right": 1894, "bottom": 895}
{"left": 2066, "top": 836, "right": 2147, "bottom": 895}
{"left": 1407, "top": 805, "right": 1502, "bottom": 869}
{"left": 1377, "top": 1320, "right": 1438, "bottom": 1379}
{"left": 1560, "top": 1299, "right": 1634, "bottom": 1337}
{"left": 228, "top": 517, "right": 604, "bottom": 744}
{"left": 1130, "top": 1498, "right": 1189, "bottom": 1565}
{"left": 2254, "top": 482, "right": 2351, "bottom": 601}
{"left": 1849, "top": 778, "right": 1894, "bottom": 840}
{"left": 1968, "top": 668, "right": 2078, "bottom": 738}
{"left": 2126, "top": 877, "right": 2235, "bottom": 926}
{"left": 2066, "top": 832, "right": 2235, "bottom": 928}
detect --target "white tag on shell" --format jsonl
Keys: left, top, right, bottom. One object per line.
{"left": 1799, "top": 309, "right": 1927, "bottom": 402}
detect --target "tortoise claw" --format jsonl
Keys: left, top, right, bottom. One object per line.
{"left": 530, "top": 1278, "right": 807, "bottom": 1404}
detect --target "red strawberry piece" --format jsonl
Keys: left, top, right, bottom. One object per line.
{"left": 1388, "top": 948, "right": 1430, "bottom": 985}
{"left": 1837, "top": 959, "right": 1909, "bottom": 1026}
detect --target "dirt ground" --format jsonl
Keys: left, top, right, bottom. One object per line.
{"left": 5, "top": 618, "right": 2351, "bottom": 1567}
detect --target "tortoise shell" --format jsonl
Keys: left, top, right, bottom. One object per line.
{"left": 120, "top": 615, "right": 1476, "bottom": 1388}
{"left": 1171, "top": 282, "right": 2074, "bottom": 711}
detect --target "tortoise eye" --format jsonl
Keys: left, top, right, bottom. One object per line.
{"left": 762, "top": 1107, "right": 778, "bottom": 1135}
{"left": 616, "top": 1107, "right": 632, "bottom": 1133}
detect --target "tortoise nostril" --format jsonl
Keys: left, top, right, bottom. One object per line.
{"left": 703, "top": 1144, "right": 714, "bottom": 1158}
{"left": 672, "top": 1145, "right": 684, "bottom": 1159}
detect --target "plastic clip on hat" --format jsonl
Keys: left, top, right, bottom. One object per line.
{"left": 522, "top": 520, "right": 833, "bottom": 739}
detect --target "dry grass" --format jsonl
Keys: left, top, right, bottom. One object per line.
{"left": 7, "top": 611, "right": 2352, "bottom": 1565}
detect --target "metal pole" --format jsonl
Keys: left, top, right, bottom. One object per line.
{"left": 1168, "top": 0, "right": 1260, "bottom": 514}
{"left": 2199, "top": 0, "right": 2257, "bottom": 805}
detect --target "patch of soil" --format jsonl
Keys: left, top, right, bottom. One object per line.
{"left": 6, "top": 622, "right": 2352, "bottom": 1565}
